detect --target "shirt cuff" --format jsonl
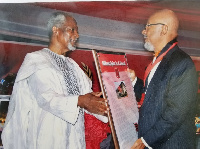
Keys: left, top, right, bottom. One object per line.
{"left": 65, "top": 95, "right": 79, "bottom": 112}
{"left": 141, "top": 137, "right": 152, "bottom": 149}
{"left": 132, "top": 77, "right": 137, "bottom": 87}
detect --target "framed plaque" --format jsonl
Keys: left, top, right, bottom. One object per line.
{"left": 93, "top": 50, "right": 138, "bottom": 149}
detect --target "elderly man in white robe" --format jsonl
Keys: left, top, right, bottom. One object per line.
{"left": 1, "top": 12, "right": 108, "bottom": 149}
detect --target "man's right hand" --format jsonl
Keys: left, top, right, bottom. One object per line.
{"left": 78, "top": 92, "right": 108, "bottom": 116}
{"left": 131, "top": 138, "right": 145, "bottom": 149}
{"left": 127, "top": 68, "right": 136, "bottom": 82}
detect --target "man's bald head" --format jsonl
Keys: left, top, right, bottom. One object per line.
{"left": 149, "top": 9, "right": 179, "bottom": 38}
{"left": 142, "top": 9, "right": 180, "bottom": 53}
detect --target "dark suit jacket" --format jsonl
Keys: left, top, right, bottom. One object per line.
{"left": 135, "top": 39, "right": 198, "bottom": 149}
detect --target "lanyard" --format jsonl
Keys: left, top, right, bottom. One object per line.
{"left": 138, "top": 42, "right": 178, "bottom": 106}
{"left": 143, "top": 42, "right": 178, "bottom": 87}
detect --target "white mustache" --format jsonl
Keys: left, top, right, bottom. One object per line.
{"left": 70, "top": 38, "right": 78, "bottom": 42}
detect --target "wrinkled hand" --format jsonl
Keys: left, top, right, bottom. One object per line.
{"left": 78, "top": 92, "right": 108, "bottom": 116}
{"left": 127, "top": 68, "right": 136, "bottom": 82}
{"left": 131, "top": 138, "right": 145, "bottom": 149}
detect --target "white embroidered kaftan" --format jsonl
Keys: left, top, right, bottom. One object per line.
{"left": 2, "top": 48, "right": 107, "bottom": 149}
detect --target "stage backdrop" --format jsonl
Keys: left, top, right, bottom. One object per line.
{"left": 0, "top": 41, "right": 200, "bottom": 149}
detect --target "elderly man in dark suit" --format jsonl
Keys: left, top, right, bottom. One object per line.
{"left": 130, "top": 9, "right": 198, "bottom": 149}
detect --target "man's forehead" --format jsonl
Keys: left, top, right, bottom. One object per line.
{"left": 65, "top": 17, "right": 77, "bottom": 25}
{"left": 148, "top": 14, "right": 162, "bottom": 23}
{"left": 66, "top": 16, "right": 76, "bottom": 22}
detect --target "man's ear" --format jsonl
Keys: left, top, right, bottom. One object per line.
{"left": 52, "top": 26, "right": 58, "bottom": 35}
{"left": 161, "top": 25, "right": 168, "bottom": 36}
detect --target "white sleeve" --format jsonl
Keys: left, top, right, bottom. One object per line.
{"left": 141, "top": 137, "right": 152, "bottom": 149}
{"left": 132, "top": 77, "right": 137, "bottom": 87}
{"left": 29, "top": 68, "right": 80, "bottom": 124}
{"left": 85, "top": 110, "right": 108, "bottom": 123}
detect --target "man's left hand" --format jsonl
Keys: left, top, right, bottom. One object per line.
{"left": 78, "top": 92, "right": 108, "bottom": 116}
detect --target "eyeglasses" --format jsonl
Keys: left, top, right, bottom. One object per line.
{"left": 63, "top": 27, "right": 75, "bottom": 33}
{"left": 61, "top": 26, "right": 78, "bottom": 33}
{"left": 144, "top": 23, "right": 165, "bottom": 30}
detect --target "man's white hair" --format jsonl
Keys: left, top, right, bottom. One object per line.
{"left": 47, "top": 12, "right": 71, "bottom": 38}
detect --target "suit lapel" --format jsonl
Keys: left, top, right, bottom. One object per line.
{"left": 142, "top": 49, "right": 174, "bottom": 106}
